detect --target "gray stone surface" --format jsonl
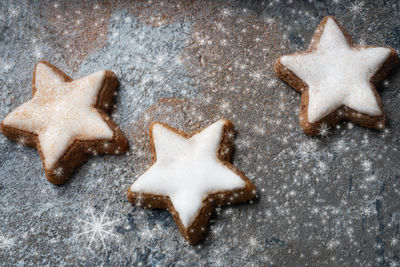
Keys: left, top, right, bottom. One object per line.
{"left": 0, "top": 0, "right": 400, "bottom": 266}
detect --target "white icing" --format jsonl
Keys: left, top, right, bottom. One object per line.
{"left": 3, "top": 63, "right": 113, "bottom": 169}
{"left": 280, "top": 18, "right": 391, "bottom": 123}
{"left": 130, "top": 119, "right": 246, "bottom": 228}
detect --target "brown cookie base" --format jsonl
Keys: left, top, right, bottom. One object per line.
{"left": 127, "top": 119, "right": 257, "bottom": 245}
{"left": 274, "top": 16, "right": 399, "bottom": 136}
{"left": 0, "top": 61, "right": 128, "bottom": 184}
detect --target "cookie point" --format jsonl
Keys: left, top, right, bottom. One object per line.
{"left": 36, "top": 60, "right": 49, "bottom": 66}
{"left": 218, "top": 118, "right": 231, "bottom": 125}
{"left": 150, "top": 121, "right": 165, "bottom": 131}
{"left": 324, "top": 15, "right": 335, "bottom": 21}
{"left": 35, "top": 60, "right": 54, "bottom": 71}
{"left": 280, "top": 56, "right": 288, "bottom": 65}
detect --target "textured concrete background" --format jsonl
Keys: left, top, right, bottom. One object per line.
{"left": 1, "top": 0, "right": 400, "bottom": 266}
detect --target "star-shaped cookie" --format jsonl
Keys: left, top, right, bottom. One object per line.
{"left": 127, "top": 119, "right": 257, "bottom": 245}
{"left": 274, "top": 16, "right": 398, "bottom": 136}
{"left": 1, "top": 61, "right": 128, "bottom": 184}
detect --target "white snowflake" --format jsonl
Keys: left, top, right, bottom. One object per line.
{"left": 220, "top": 100, "right": 232, "bottom": 112}
{"left": 54, "top": 167, "right": 63, "bottom": 177}
{"left": 365, "top": 175, "right": 376, "bottom": 183}
{"left": 34, "top": 47, "right": 43, "bottom": 59}
{"left": 318, "top": 123, "right": 330, "bottom": 136}
{"left": 17, "top": 137, "right": 27, "bottom": 147}
{"left": 383, "top": 80, "right": 390, "bottom": 87}
{"left": 390, "top": 237, "right": 398, "bottom": 247}
{"left": 361, "top": 205, "right": 375, "bottom": 216}
{"left": 249, "top": 71, "right": 263, "bottom": 81}
{"left": 0, "top": 231, "right": 14, "bottom": 250}
{"left": 317, "top": 161, "right": 327, "bottom": 173}
{"left": 124, "top": 17, "right": 132, "bottom": 24}
{"left": 334, "top": 139, "right": 348, "bottom": 152}
{"left": 3, "top": 62, "right": 12, "bottom": 72}
{"left": 348, "top": 1, "right": 365, "bottom": 17}
{"left": 253, "top": 125, "right": 266, "bottom": 135}
{"left": 327, "top": 239, "right": 340, "bottom": 249}
{"left": 75, "top": 204, "right": 120, "bottom": 250}
{"left": 267, "top": 79, "right": 277, "bottom": 88}
{"left": 9, "top": 7, "right": 19, "bottom": 17}
{"left": 361, "top": 159, "right": 371, "bottom": 172}
{"left": 377, "top": 121, "right": 385, "bottom": 129}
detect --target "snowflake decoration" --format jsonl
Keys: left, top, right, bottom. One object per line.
{"left": 249, "top": 71, "right": 263, "bottom": 81}
{"left": 361, "top": 159, "right": 372, "bottom": 172}
{"left": 390, "top": 237, "right": 398, "bottom": 247}
{"left": 0, "top": 231, "right": 14, "bottom": 250}
{"left": 34, "top": 47, "right": 43, "bottom": 59}
{"left": 9, "top": 7, "right": 19, "bottom": 17}
{"left": 17, "top": 137, "right": 27, "bottom": 147}
{"left": 318, "top": 123, "right": 330, "bottom": 136}
{"left": 327, "top": 238, "right": 340, "bottom": 249}
{"left": 75, "top": 204, "right": 120, "bottom": 251}
{"left": 53, "top": 167, "right": 64, "bottom": 177}
{"left": 377, "top": 121, "right": 385, "bottom": 129}
{"left": 347, "top": 1, "right": 365, "bottom": 17}
{"left": 383, "top": 80, "right": 390, "bottom": 87}
{"left": 3, "top": 62, "right": 12, "bottom": 72}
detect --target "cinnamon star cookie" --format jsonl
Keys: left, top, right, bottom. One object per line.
{"left": 274, "top": 16, "right": 399, "bottom": 136}
{"left": 127, "top": 119, "right": 257, "bottom": 245}
{"left": 1, "top": 61, "right": 128, "bottom": 184}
